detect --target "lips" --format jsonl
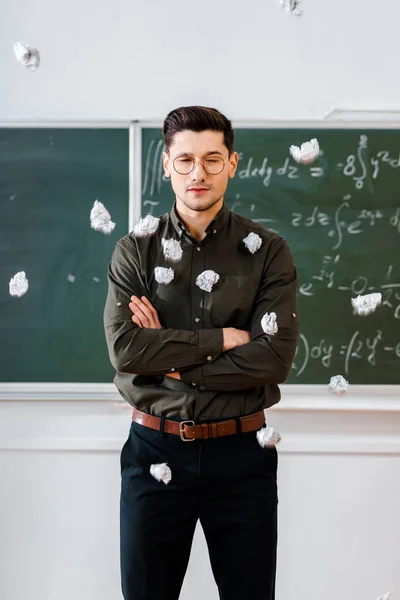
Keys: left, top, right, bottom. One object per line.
{"left": 188, "top": 187, "right": 209, "bottom": 192}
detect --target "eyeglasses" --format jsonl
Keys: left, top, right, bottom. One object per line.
{"left": 171, "top": 154, "right": 227, "bottom": 176}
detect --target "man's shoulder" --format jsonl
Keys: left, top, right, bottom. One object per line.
{"left": 114, "top": 233, "right": 137, "bottom": 254}
{"left": 116, "top": 213, "right": 170, "bottom": 250}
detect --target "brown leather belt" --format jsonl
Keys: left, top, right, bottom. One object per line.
{"left": 132, "top": 407, "right": 265, "bottom": 442}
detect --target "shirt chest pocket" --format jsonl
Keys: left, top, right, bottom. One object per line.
{"left": 211, "top": 275, "right": 258, "bottom": 328}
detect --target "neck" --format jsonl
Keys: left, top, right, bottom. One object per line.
{"left": 175, "top": 199, "right": 224, "bottom": 241}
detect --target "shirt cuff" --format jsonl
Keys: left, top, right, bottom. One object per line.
{"left": 180, "top": 364, "right": 205, "bottom": 388}
{"left": 197, "top": 328, "right": 224, "bottom": 363}
{"left": 180, "top": 329, "right": 223, "bottom": 389}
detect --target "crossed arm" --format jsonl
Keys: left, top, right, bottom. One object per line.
{"left": 104, "top": 238, "right": 225, "bottom": 376}
{"left": 104, "top": 236, "right": 299, "bottom": 391}
{"left": 128, "top": 296, "right": 250, "bottom": 380}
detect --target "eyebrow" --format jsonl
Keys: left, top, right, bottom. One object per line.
{"left": 174, "top": 150, "right": 224, "bottom": 158}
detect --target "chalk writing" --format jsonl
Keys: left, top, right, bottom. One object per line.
{"left": 141, "top": 131, "right": 400, "bottom": 383}
{"left": 143, "top": 134, "right": 400, "bottom": 197}
{"left": 293, "top": 330, "right": 400, "bottom": 377}
{"left": 291, "top": 198, "right": 394, "bottom": 249}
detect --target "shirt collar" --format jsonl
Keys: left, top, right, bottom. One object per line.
{"left": 170, "top": 202, "right": 230, "bottom": 238}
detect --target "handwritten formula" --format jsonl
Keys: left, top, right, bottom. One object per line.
{"left": 141, "top": 130, "right": 400, "bottom": 382}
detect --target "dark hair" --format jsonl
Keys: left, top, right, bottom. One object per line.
{"left": 162, "top": 106, "right": 234, "bottom": 155}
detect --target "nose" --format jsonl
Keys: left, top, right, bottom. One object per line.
{"left": 191, "top": 159, "right": 207, "bottom": 180}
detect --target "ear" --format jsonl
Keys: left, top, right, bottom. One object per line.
{"left": 163, "top": 151, "right": 171, "bottom": 178}
{"left": 228, "top": 151, "right": 239, "bottom": 178}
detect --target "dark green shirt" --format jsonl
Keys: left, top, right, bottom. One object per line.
{"left": 103, "top": 202, "right": 299, "bottom": 421}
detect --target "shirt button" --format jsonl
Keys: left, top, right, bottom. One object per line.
{"left": 192, "top": 382, "right": 197, "bottom": 387}
{"left": 194, "top": 317, "right": 201, "bottom": 323}
{"left": 213, "top": 229, "right": 217, "bottom": 234}
{"left": 207, "top": 356, "right": 212, "bottom": 361}
{"left": 292, "top": 313, "right": 297, "bottom": 318}
{"left": 171, "top": 368, "right": 175, "bottom": 372}
{"left": 196, "top": 247, "right": 201, "bottom": 252}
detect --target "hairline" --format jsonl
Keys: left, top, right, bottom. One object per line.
{"left": 164, "top": 126, "right": 234, "bottom": 156}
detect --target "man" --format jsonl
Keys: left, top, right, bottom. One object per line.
{"left": 104, "top": 105, "right": 299, "bottom": 600}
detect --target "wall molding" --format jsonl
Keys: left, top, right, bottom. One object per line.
{"left": 0, "top": 383, "right": 399, "bottom": 412}
{"left": 0, "top": 385, "right": 399, "bottom": 453}
{"left": 1, "top": 434, "right": 399, "bottom": 454}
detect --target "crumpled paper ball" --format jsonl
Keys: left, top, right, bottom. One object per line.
{"left": 328, "top": 374, "right": 349, "bottom": 396}
{"left": 90, "top": 200, "right": 115, "bottom": 234}
{"left": 154, "top": 266, "right": 174, "bottom": 285}
{"left": 195, "top": 270, "right": 220, "bottom": 293}
{"left": 351, "top": 292, "right": 382, "bottom": 316}
{"left": 162, "top": 238, "right": 183, "bottom": 262}
{"left": 150, "top": 463, "right": 172, "bottom": 485}
{"left": 133, "top": 214, "right": 160, "bottom": 237}
{"left": 261, "top": 312, "right": 278, "bottom": 335}
{"left": 9, "top": 271, "right": 29, "bottom": 297}
{"left": 257, "top": 425, "right": 282, "bottom": 447}
{"left": 290, "top": 138, "right": 320, "bottom": 164}
{"left": 13, "top": 42, "right": 40, "bottom": 70}
{"left": 376, "top": 592, "right": 391, "bottom": 600}
{"left": 243, "top": 232, "right": 262, "bottom": 254}
{"left": 277, "top": 0, "right": 302, "bottom": 16}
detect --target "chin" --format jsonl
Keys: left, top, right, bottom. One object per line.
{"left": 183, "top": 196, "right": 221, "bottom": 212}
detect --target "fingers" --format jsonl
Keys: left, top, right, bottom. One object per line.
{"left": 130, "top": 299, "right": 152, "bottom": 327}
{"left": 141, "top": 297, "right": 162, "bottom": 328}
{"left": 129, "top": 296, "right": 161, "bottom": 329}
{"left": 141, "top": 296, "right": 161, "bottom": 329}
{"left": 138, "top": 297, "right": 158, "bottom": 321}
{"left": 133, "top": 298, "right": 154, "bottom": 323}
{"left": 129, "top": 296, "right": 149, "bottom": 327}
{"left": 129, "top": 303, "right": 150, "bottom": 327}
{"left": 131, "top": 314, "right": 144, "bottom": 327}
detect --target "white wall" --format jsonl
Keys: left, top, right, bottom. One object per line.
{"left": 1, "top": 1, "right": 400, "bottom": 599}
{"left": 1, "top": 0, "right": 400, "bottom": 121}
{"left": 1, "top": 388, "right": 399, "bottom": 600}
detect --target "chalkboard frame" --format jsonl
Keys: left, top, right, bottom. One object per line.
{"left": 0, "top": 121, "right": 132, "bottom": 399}
{"left": 1, "top": 119, "right": 399, "bottom": 404}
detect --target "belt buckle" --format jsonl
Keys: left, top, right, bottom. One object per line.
{"left": 179, "top": 420, "right": 195, "bottom": 442}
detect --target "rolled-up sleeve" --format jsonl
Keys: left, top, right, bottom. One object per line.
{"left": 104, "top": 238, "right": 223, "bottom": 376}
{"left": 180, "top": 238, "right": 299, "bottom": 390}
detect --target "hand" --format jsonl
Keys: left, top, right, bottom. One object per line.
{"left": 165, "top": 372, "right": 181, "bottom": 380}
{"left": 128, "top": 296, "right": 162, "bottom": 329}
{"left": 222, "top": 328, "right": 251, "bottom": 352}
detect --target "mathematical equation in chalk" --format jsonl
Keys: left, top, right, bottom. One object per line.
{"left": 291, "top": 201, "right": 400, "bottom": 249}
{"left": 142, "top": 139, "right": 169, "bottom": 198}
{"left": 299, "top": 259, "right": 400, "bottom": 318}
{"left": 142, "top": 134, "right": 400, "bottom": 198}
{"left": 338, "top": 134, "right": 400, "bottom": 190}
{"left": 236, "top": 134, "right": 400, "bottom": 190}
{"left": 293, "top": 330, "right": 400, "bottom": 378}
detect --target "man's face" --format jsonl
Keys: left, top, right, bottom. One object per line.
{"left": 163, "top": 130, "right": 238, "bottom": 213}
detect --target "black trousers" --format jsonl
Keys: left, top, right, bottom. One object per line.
{"left": 120, "top": 418, "right": 278, "bottom": 600}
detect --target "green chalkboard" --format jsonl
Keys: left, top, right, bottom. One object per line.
{"left": 0, "top": 128, "right": 129, "bottom": 382}
{"left": 141, "top": 127, "right": 400, "bottom": 384}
